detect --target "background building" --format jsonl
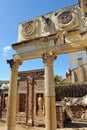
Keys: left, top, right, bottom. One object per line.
{"left": 69, "top": 51, "right": 87, "bottom": 70}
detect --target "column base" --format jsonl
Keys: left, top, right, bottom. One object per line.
{"left": 5, "top": 125, "right": 15, "bottom": 130}
{"left": 45, "top": 96, "right": 57, "bottom": 130}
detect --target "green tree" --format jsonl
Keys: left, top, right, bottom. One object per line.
{"left": 54, "top": 75, "right": 61, "bottom": 85}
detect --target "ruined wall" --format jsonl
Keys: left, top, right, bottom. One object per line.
{"left": 65, "top": 105, "right": 87, "bottom": 122}
{"left": 1, "top": 70, "right": 87, "bottom": 128}
{"left": 16, "top": 69, "right": 45, "bottom": 125}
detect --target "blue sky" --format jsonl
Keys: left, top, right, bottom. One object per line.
{"left": 0, "top": 0, "right": 78, "bottom": 80}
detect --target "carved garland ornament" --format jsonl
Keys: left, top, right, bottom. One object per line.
{"left": 22, "top": 21, "right": 36, "bottom": 39}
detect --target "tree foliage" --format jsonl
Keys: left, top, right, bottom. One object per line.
{"left": 54, "top": 75, "right": 61, "bottom": 85}
{"left": 55, "top": 83, "right": 87, "bottom": 101}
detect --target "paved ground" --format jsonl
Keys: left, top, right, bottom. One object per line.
{"left": 0, "top": 122, "right": 87, "bottom": 130}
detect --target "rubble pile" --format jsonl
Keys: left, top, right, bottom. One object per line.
{"left": 62, "top": 95, "right": 87, "bottom": 122}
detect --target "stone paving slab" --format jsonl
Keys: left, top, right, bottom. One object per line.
{"left": 0, "top": 122, "right": 87, "bottom": 130}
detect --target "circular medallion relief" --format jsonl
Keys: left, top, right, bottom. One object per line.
{"left": 58, "top": 11, "right": 72, "bottom": 24}
{"left": 22, "top": 21, "right": 36, "bottom": 39}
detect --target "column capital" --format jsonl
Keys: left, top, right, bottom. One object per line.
{"left": 7, "top": 59, "right": 22, "bottom": 69}
{"left": 43, "top": 51, "right": 57, "bottom": 63}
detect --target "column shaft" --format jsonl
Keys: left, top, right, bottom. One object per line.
{"left": 6, "top": 59, "right": 22, "bottom": 130}
{"left": 43, "top": 52, "right": 57, "bottom": 130}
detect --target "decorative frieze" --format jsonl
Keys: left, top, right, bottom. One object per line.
{"left": 18, "top": 4, "right": 83, "bottom": 42}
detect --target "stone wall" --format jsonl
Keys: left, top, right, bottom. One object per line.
{"left": 56, "top": 104, "right": 64, "bottom": 128}
{"left": 65, "top": 105, "right": 87, "bottom": 122}
{"left": 1, "top": 69, "right": 87, "bottom": 128}
{"left": 63, "top": 96, "right": 87, "bottom": 122}
{"left": 17, "top": 69, "right": 45, "bottom": 126}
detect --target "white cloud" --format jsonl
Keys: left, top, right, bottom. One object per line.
{"left": 2, "top": 46, "right": 11, "bottom": 56}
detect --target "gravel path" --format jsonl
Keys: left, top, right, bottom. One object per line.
{"left": 0, "top": 122, "right": 87, "bottom": 130}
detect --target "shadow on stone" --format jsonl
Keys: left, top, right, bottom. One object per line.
{"left": 65, "top": 121, "right": 87, "bottom": 128}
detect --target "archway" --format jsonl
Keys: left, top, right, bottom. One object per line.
{"left": 6, "top": 1, "right": 87, "bottom": 130}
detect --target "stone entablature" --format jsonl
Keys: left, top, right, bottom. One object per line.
{"left": 13, "top": 2, "right": 87, "bottom": 61}
{"left": 18, "top": 5, "right": 81, "bottom": 42}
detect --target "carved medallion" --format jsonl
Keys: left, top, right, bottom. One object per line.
{"left": 22, "top": 21, "right": 36, "bottom": 39}
{"left": 58, "top": 11, "right": 72, "bottom": 24}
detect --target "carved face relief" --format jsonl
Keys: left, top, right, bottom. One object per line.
{"left": 58, "top": 11, "right": 72, "bottom": 24}
{"left": 22, "top": 21, "right": 36, "bottom": 39}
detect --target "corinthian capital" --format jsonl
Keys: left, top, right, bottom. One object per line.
{"left": 43, "top": 51, "right": 57, "bottom": 63}
{"left": 7, "top": 59, "right": 22, "bottom": 69}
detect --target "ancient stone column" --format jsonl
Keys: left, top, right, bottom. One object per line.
{"left": 43, "top": 51, "right": 57, "bottom": 130}
{"left": 26, "top": 78, "right": 29, "bottom": 123}
{"left": 80, "top": 0, "right": 87, "bottom": 16}
{"left": 6, "top": 59, "right": 22, "bottom": 130}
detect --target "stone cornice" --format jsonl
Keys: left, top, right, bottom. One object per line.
{"left": 12, "top": 33, "right": 57, "bottom": 50}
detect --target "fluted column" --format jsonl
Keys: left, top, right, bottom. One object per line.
{"left": 6, "top": 59, "right": 22, "bottom": 130}
{"left": 43, "top": 51, "right": 57, "bottom": 130}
